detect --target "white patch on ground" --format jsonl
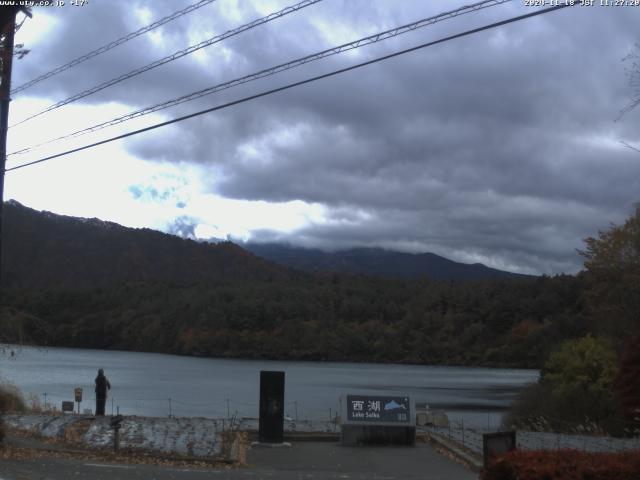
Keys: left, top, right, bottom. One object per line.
{"left": 4, "top": 414, "right": 223, "bottom": 457}
{"left": 82, "top": 416, "right": 224, "bottom": 457}
{"left": 424, "top": 426, "right": 640, "bottom": 454}
{"left": 3, "top": 414, "right": 339, "bottom": 459}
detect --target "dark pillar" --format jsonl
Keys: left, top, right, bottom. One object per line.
{"left": 258, "top": 370, "right": 285, "bottom": 443}
{"left": 0, "top": 9, "right": 17, "bottom": 295}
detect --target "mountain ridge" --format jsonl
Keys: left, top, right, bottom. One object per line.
{"left": 2, "top": 200, "right": 294, "bottom": 289}
{"left": 4, "top": 200, "right": 529, "bottom": 283}
{"left": 242, "top": 242, "right": 531, "bottom": 280}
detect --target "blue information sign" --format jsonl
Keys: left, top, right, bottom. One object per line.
{"left": 346, "top": 395, "right": 411, "bottom": 423}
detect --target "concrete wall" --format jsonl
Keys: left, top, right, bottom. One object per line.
{"left": 341, "top": 424, "right": 416, "bottom": 446}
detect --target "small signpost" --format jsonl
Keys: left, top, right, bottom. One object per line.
{"left": 341, "top": 394, "right": 415, "bottom": 446}
{"left": 61, "top": 401, "right": 74, "bottom": 413}
{"left": 74, "top": 387, "right": 83, "bottom": 414}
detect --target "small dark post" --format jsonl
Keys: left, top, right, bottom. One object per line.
{"left": 110, "top": 415, "right": 124, "bottom": 452}
{"left": 258, "top": 371, "right": 285, "bottom": 443}
{"left": 483, "top": 431, "right": 517, "bottom": 467}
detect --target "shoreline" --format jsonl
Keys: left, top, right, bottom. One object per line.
{"left": 2, "top": 342, "right": 542, "bottom": 371}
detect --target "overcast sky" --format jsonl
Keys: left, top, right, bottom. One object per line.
{"left": 5, "top": 0, "right": 640, "bottom": 274}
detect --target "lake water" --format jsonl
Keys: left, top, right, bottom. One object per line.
{"left": 0, "top": 345, "right": 538, "bottom": 428}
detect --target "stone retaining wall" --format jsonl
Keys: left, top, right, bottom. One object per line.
{"left": 4, "top": 414, "right": 225, "bottom": 457}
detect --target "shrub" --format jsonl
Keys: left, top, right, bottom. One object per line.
{"left": 505, "top": 336, "right": 625, "bottom": 434}
{"left": 0, "top": 382, "right": 27, "bottom": 445}
{"left": 481, "top": 449, "right": 640, "bottom": 480}
{"left": 0, "top": 383, "right": 26, "bottom": 413}
{"left": 503, "top": 382, "right": 554, "bottom": 430}
{"left": 542, "top": 336, "right": 618, "bottom": 401}
{"left": 616, "top": 330, "right": 640, "bottom": 421}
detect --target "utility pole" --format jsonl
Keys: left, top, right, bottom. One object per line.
{"left": 0, "top": 7, "right": 18, "bottom": 297}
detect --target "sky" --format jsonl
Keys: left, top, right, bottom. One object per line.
{"left": 4, "top": 0, "right": 640, "bottom": 275}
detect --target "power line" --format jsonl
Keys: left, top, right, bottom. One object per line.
{"left": 10, "top": 0, "right": 218, "bottom": 95}
{"left": 5, "top": 2, "right": 577, "bottom": 173}
{"left": 10, "top": 0, "right": 322, "bottom": 128}
{"left": 8, "top": 0, "right": 511, "bottom": 157}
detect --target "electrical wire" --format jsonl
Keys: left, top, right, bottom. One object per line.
{"left": 10, "top": 0, "right": 218, "bottom": 95}
{"left": 5, "top": 3, "right": 577, "bottom": 173}
{"left": 8, "top": 0, "right": 510, "bottom": 157}
{"left": 10, "top": 0, "right": 322, "bottom": 127}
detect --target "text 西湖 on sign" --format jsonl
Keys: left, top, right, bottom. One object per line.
{"left": 346, "top": 395, "right": 411, "bottom": 423}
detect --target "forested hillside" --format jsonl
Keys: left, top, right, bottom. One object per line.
{"left": 1, "top": 201, "right": 588, "bottom": 368}
{"left": 2, "top": 200, "right": 292, "bottom": 288}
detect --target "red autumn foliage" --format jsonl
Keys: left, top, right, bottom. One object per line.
{"left": 616, "top": 330, "right": 640, "bottom": 420}
{"left": 481, "top": 449, "right": 640, "bottom": 480}
{"left": 510, "top": 319, "right": 541, "bottom": 339}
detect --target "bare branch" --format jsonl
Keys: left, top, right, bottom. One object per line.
{"left": 618, "top": 44, "right": 640, "bottom": 119}
{"left": 620, "top": 141, "right": 640, "bottom": 154}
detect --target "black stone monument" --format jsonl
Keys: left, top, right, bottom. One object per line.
{"left": 258, "top": 370, "right": 285, "bottom": 443}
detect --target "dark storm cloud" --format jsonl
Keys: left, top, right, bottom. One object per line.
{"left": 17, "top": 1, "right": 640, "bottom": 274}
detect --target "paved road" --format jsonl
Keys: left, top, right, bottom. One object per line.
{"left": 0, "top": 441, "right": 477, "bottom": 479}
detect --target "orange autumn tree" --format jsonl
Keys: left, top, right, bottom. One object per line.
{"left": 615, "top": 331, "right": 640, "bottom": 425}
{"left": 579, "top": 205, "right": 640, "bottom": 429}
{"left": 579, "top": 205, "right": 640, "bottom": 344}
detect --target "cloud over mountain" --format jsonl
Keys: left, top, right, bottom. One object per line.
{"left": 8, "top": 0, "right": 640, "bottom": 274}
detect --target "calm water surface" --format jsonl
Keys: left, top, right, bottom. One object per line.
{"left": 1, "top": 345, "right": 538, "bottom": 427}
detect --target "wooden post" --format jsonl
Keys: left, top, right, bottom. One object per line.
{"left": 0, "top": 9, "right": 17, "bottom": 295}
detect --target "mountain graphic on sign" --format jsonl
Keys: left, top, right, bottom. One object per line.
{"left": 384, "top": 400, "right": 407, "bottom": 411}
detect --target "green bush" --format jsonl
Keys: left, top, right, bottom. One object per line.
{"left": 542, "top": 335, "right": 618, "bottom": 401}
{"left": 505, "top": 336, "right": 625, "bottom": 434}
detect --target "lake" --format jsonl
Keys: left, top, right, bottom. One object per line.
{"left": 0, "top": 345, "right": 538, "bottom": 428}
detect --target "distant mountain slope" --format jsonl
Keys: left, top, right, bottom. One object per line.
{"left": 243, "top": 242, "right": 531, "bottom": 280}
{"left": 2, "top": 201, "right": 292, "bottom": 289}
{"left": 0, "top": 201, "right": 586, "bottom": 369}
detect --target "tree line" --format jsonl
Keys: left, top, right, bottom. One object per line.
{"left": 2, "top": 272, "right": 585, "bottom": 368}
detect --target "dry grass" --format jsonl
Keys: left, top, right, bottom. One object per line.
{"left": 220, "top": 430, "right": 248, "bottom": 465}
{"left": 25, "top": 393, "right": 60, "bottom": 415}
{"left": 62, "top": 418, "right": 93, "bottom": 444}
{"left": 0, "top": 383, "right": 26, "bottom": 413}
{"left": 0, "top": 443, "right": 233, "bottom": 468}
